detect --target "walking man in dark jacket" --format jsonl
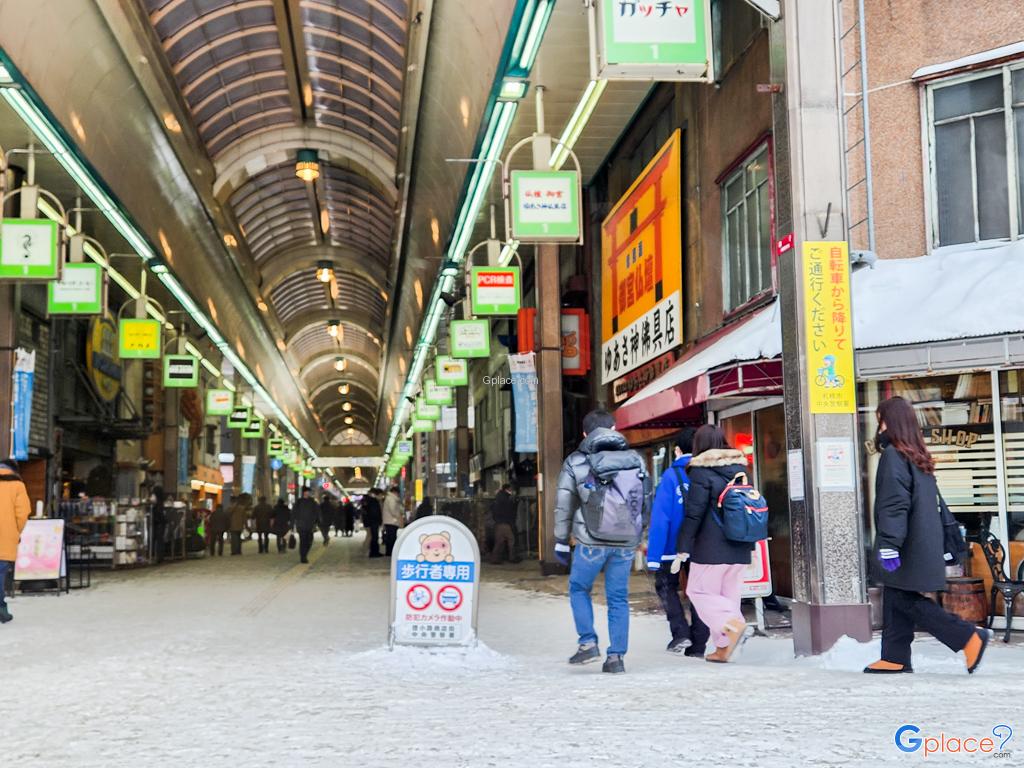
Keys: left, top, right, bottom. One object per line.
{"left": 253, "top": 496, "right": 273, "bottom": 554}
{"left": 271, "top": 498, "right": 291, "bottom": 553}
{"left": 553, "top": 409, "right": 652, "bottom": 674}
{"left": 319, "top": 494, "right": 334, "bottom": 547}
{"left": 489, "top": 483, "right": 520, "bottom": 564}
{"left": 362, "top": 490, "right": 383, "bottom": 558}
{"left": 646, "top": 428, "right": 709, "bottom": 656}
{"left": 293, "top": 487, "right": 319, "bottom": 563}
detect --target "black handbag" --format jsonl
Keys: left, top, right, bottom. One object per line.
{"left": 938, "top": 492, "right": 967, "bottom": 564}
{"left": 288, "top": 532, "right": 297, "bottom": 550}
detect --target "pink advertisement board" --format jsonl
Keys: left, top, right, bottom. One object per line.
{"left": 15, "top": 519, "right": 65, "bottom": 581}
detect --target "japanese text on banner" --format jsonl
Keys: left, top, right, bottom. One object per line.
{"left": 801, "top": 241, "right": 856, "bottom": 414}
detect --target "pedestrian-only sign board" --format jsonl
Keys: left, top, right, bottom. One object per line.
{"left": 389, "top": 516, "right": 481, "bottom": 648}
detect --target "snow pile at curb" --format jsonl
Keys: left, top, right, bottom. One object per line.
{"left": 350, "top": 640, "right": 516, "bottom": 673}
{"left": 804, "top": 634, "right": 968, "bottom": 675}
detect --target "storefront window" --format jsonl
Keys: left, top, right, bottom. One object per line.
{"left": 860, "top": 373, "right": 997, "bottom": 540}
{"left": 999, "top": 370, "right": 1024, "bottom": 541}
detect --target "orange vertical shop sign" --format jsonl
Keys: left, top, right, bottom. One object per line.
{"left": 802, "top": 241, "right": 856, "bottom": 413}
{"left": 600, "top": 129, "right": 683, "bottom": 384}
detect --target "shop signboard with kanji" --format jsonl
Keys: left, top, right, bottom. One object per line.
{"left": 450, "top": 319, "right": 490, "bottom": 358}
{"left": 396, "top": 440, "right": 414, "bottom": 457}
{"left": 162, "top": 355, "right": 199, "bottom": 388}
{"left": 509, "top": 170, "right": 581, "bottom": 242}
{"left": 801, "top": 241, "right": 855, "bottom": 413}
{"left": 470, "top": 266, "right": 521, "bottom": 315}
{"left": 415, "top": 399, "right": 441, "bottom": 421}
{"left": 228, "top": 405, "right": 251, "bottom": 428}
{"left": 267, "top": 438, "right": 284, "bottom": 457}
{"left": 589, "top": 0, "right": 714, "bottom": 81}
{"left": 118, "top": 318, "right": 162, "bottom": 359}
{"left": 600, "top": 130, "right": 683, "bottom": 384}
{"left": 47, "top": 263, "right": 105, "bottom": 315}
{"left": 0, "top": 219, "right": 60, "bottom": 280}
{"left": 206, "top": 388, "right": 234, "bottom": 416}
{"left": 423, "top": 380, "right": 454, "bottom": 406}
{"left": 389, "top": 516, "right": 481, "bottom": 648}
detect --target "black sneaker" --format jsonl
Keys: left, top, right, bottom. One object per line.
{"left": 0, "top": 605, "right": 12, "bottom": 624}
{"left": 602, "top": 654, "right": 625, "bottom": 674}
{"left": 684, "top": 648, "right": 706, "bottom": 658}
{"left": 568, "top": 643, "right": 601, "bottom": 665}
{"left": 666, "top": 637, "right": 693, "bottom": 654}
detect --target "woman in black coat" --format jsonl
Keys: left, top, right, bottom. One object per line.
{"left": 864, "top": 396, "right": 990, "bottom": 674}
{"left": 673, "top": 425, "right": 754, "bottom": 663}
{"left": 271, "top": 498, "right": 291, "bottom": 554}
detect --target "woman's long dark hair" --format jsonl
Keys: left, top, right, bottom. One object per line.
{"left": 692, "top": 424, "right": 730, "bottom": 456}
{"left": 876, "top": 396, "right": 935, "bottom": 474}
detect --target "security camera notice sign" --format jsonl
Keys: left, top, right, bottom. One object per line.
{"left": 389, "top": 516, "right": 480, "bottom": 648}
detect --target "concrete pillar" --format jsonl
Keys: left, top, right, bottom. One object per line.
{"left": 775, "top": 0, "right": 872, "bottom": 655}
{"left": 535, "top": 242, "right": 564, "bottom": 574}
{"left": 0, "top": 285, "right": 18, "bottom": 458}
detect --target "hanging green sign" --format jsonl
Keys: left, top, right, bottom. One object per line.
{"left": 470, "top": 266, "right": 521, "bottom": 315}
{"left": 509, "top": 170, "right": 581, "bottom": 242}
{"left": 592, "top": 0, "right": 714, "bottom": 81}
{"left": 242, "top": 417, "right": 265, "bottom": 439}
{"left": 47, "top": 263, "right": 104, "bottom": 315}
{"left": 396, "top": 440, "right": 414, "bottom": 457}
{"left": 162, "top": 355, "right": 199, "bottom": 388}
{"left": 411, "top": 419, "right": 434, "bottom": 433}
{"left": 450, "top": 319, "right": 490, "bottom": 358}
{"left": 267, "top": 438, "right": 284, "bottom": 457}
{"left": 416, "top": 399, "right": 441, "bottom": 421}
{"left": 435, "top": 355, "right": 469, "bottom": 386}
{"left": 423, "top": 380, "right": 454, "bottom": 407}
{"left": 206, "top": 389, "right": 234, "bottom": 416}
{"left": 0, "top": 219, "right": 60, "bottom": 280}
{"left": 228, "top": 406, "right": 251, "bottom": 428}
{"left": 118, "top": 318, "right": 162, "bottom": 359}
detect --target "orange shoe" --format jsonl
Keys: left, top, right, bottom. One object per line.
{"left": 863, "top": 659, "right": 913, "bottom": 674}
{"left": 705, "top": 619, "right": 748, "bottom": 663}
{"left": 963, "top": 629, "right": 992, "bottom": 674}
{"left": 705, "top": 646, "right": 730, "bottom": 663}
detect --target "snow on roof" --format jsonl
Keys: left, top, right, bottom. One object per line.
{"left": 852, "top": 239, "right": 1024, "bottom": 349}
{"left": 625, "top": 300, "right": 782, "bottom": 405}
{"left": 912, "top": 41, "right": 1024, "bottom": 80}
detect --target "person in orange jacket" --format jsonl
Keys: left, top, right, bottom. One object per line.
{"left": 0, "top": 459, "right": 32, "bottom": 624}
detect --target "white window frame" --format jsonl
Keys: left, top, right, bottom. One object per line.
{"left": 925, "top": 62, "right": 1024, "bottom": 249}
{"left": 721, "top": 142, "right": 773, "bottom": 313}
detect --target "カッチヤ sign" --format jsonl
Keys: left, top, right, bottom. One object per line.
{"left": 389, "top": 516, "right": 481, "bottom": 647}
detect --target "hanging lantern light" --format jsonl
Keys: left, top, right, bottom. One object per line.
{"left": 344, "top": 416, "right": 354, "bottom": 425}
{"left": 327, "top": 319, "right": 340, "bottom": 338}
{"left": 295, "top": 148, "right": 320, "bottom": 182}
{"left": 334, "top": 356, "right": 346, "bottom": 372}
{"left": 315, "top": 261, "right": 333, "bottom": 283}
{"left": 342, "top": 402, "right": 352, "bottom": 412}
{"left": 338, "top": 383, "right": 350, "bottom": 395}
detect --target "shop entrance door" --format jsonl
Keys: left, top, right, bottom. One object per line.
{"left": 754, "top": 404, "right": 791, "bottom": 598}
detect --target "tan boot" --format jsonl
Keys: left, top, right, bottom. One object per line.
{"left": 721, "top": 619, "right": 748, "bottom": 661}
{"left": 705, "top": 646, "right": 731, "bottom": 663}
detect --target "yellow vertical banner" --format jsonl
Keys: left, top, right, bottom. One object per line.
{"left": 802, "top": 241, "right": 856, "bottom": 413}
{"left": 414, "top": 478, "right": 424, "bottom": 503}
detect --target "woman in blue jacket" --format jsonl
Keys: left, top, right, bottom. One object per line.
{"left": 647, "top": 428, "right": 709, "bottom": 655}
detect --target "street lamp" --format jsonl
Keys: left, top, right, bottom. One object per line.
{"left": 295, "top": 148, "right": 320, "bottom": 182}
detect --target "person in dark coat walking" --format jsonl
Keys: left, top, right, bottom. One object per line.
{"left": 292, "top": 488, "right": 319, "bottom": 563}
{"left": 253, "top": 496, "right": 273, "bottom": 554}
{"left": 271, "top": 498, "right": 291, "bottom": 553}
{"left": 864, "top": 396, "right": 991, "bottom": 674}
{"left": 413, "top": 497, "right": 432, "bottom": 520}
{"left": 208, "top": 503, "right": 231, "bottom": 557}
{"left": 319, "top": 495, "right": 334, "bottom": 547}
{"left": 341, "top": 498, "right": 355, "bottom": 536}
{"left": 673, "top": 425, "right": 754, "bottom": 664}
{"left": 362, "top": 490, "right": 383, "bottom": 558}
{"left": 489, "top": 484, "right": 520, "bottom": 564}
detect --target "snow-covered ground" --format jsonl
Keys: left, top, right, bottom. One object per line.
{"left": 1, "top": 533, "right": 1021, "bottom": 767}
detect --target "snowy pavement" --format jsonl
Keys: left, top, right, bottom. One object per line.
{"left": 2, "top": 533, "right": 1021, "bottom": 767}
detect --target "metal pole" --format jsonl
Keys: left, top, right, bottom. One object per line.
{"left": 857, "top": 0, "right": 876, "bottom": 254}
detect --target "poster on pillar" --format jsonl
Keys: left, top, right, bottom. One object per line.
{"left": 600, "top": 130, "right": 683, "bottom": 384}
{"left": 508, "top": 352, "right": 538, "bottom": 453}
{"left": 389, "top": 516, "right": 480, "bottom": 648}
{"left": 801, "top": 241, "right": 856, "bottom": 414}
{"left": 589, "top": 0, "right": 714, "bottom": 81}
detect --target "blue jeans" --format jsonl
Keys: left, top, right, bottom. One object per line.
{"left": 569, "top": 545, "right": 634, "bottom": 656}
{"left": 0, "top": 560, "right": 10, "bottom": 608}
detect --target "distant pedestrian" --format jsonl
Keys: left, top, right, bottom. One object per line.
{"left": 382, "top": 486, "right": 403, "bottom": 557}
{"left": 647, "top": 427, "right": 709, "bottom": 656}
{"left": 271, "top": 498, "right": 291, "bottom": 553}
{"left": 319, "top": 494, "right": 334, "bottom": 547}
{"left": 341, "top": 498, "right": 356, "bottom": 536}
{"left": 864, "top": 396, "right": 990, "bottom": 674}
{"left": 208, "top": 503, "right": 230, "bottom": 557}
{"left": 150, "top": 486, "right": 167, "bottom": 564}
{"left": 228, "top": 494, "right": 251, "bottom": 555}
{"left": 362, "top": 490, "right": 383, "bottom": 558}
{"left": 253, "top": 495, "right": 273, "bottom": 554}
{"left": 414, "top": 496, "right": 432, "bottom": 520}
{"left": 672, "top": 425, "right": 753, "bottom": 664}
{"left": 293, "top": 488, "right": 319, "bottom": 564}
{"left": 489, "top": 484, "right": 521, "bottom": 564}
{"left": 0, "top": 459, "right": 31, "bottom": 624}
{"left": 554, "top": 409, "right": 652, "bottom": 674}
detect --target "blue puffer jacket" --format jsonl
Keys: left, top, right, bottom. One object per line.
{"left": 646, "top": 455, "right": 691, "bottom": 569}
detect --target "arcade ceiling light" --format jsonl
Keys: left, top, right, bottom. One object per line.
{"left": 295, "top": 148, "right": 320, "bottom": 182}
{"left": 316, "top": 261, "right": 333, "bottom": 283}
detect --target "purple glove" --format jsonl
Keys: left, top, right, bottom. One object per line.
{"left": 554, "top": 540, "right": 571, "bottom": 567}
{"left": 879, "top": 548, "right": 901, "bottom": 572}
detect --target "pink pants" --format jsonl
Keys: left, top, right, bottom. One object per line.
{"left": 686, "top": 563, "right": 747, "bottom": 648}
